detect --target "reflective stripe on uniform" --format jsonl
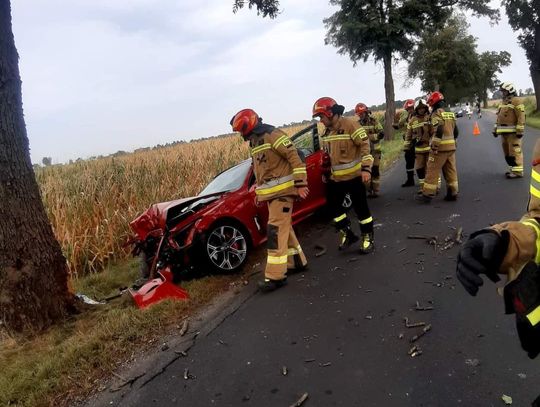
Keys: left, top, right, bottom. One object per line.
{"left": 331, "top": 159, "right": 362, "bottom": 176}
{"left": 256, "top": 174, "right": 294, "bottom": 196}
{"left": 251, "top": 143, "right": 271, "bottom": 155}
{"left": 527, "top": 305, "right": 540, "bottom": 326}
{"left": 334, "top": 213, "right": 347, "bottom": 223}
{"left": 520, "top": 218, "right": 540, "bottom": 265}
{"left": 324, "top": 135, "right": 352, "bottom": 142}
{"left": 267, "top": 255, "right": 288, "bottom": 265}
{"left": 273, "top": 135, "right": 291, "bottom": 149}
{"left": 423, "top": 182, "right": 437, "bottom": 191}
{"left": 415, "top": 146, "right": 431, "bottom": 153}
{"left": 440, "top": 139, "right": 456, "bottom": 145}
{"left": 362, "top": 154, "right": 374, "bottom": 162}
{"left": 441, "top": 112, "right": 456, "bottom": 120}
{"left": 359, "top": 216, "right": 373, "bottom": 225}
{"left": 516, "top": 125, "right": 525, "bottom": 131}
{"left": 531, "top": 169, "right": 540, "bottom": 198}
{"left": 516, "top": 104, "right": 526, "bottom": 112}
{"left": 412, "top": 121, "right": 429, "bottom": 129}
{"left": 496, "top": 126, "right": 517, "bottom": 134}
{"left": 293, "top": 167, "right": 307, "bottom": 175}
{"left": 352, "top": 128, "right": 368, "bottom": 141}
{"left": 287, "top": 245, "right": 303, "bottom": 256}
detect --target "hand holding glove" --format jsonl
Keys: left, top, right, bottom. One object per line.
{"left": 456, "top": 231, "right": 507, "bottom": 296}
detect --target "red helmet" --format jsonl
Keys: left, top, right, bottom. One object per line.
{"left": 312, "top": 97, "right": 337, "bottom": 118}
{"left": 230, "top": 109, "right": 259, "bottom": 138}
{"left": 355, "top": 103, "right": 368, "bottom": 116}
{"left": 427, "top": 91, "right": 444, "bottom": 107}
{"left": 403, "top": 99, "right": 415, "bottom": 110}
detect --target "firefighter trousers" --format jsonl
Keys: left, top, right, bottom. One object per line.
{"left": 501, "top": 134, "right": 524, "bottom": 175}
{"left": 368, "top": 149, "right": 382, "bottom": 194}
{"left": 328, "top": 177, "right": 373, "bottom": 234}
{"left": 405, "top": 144, "right": 416, "bottom": 178}
{"left": 422, "top": 151, "right": 458, "bottom": 197}
{"left": 265, "top": 197, "right": 307, "bottom": 281}
{"left": 415, "top": 152, "right": 429, "bottom": 188}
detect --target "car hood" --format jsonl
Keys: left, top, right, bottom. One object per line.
{"left": 130, "top": 191, "right": 225, "bottom": 241}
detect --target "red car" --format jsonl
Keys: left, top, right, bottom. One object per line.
{"left": 130, "top": 124, "right": 331, "bottom": 280}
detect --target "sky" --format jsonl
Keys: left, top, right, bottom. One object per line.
{"left": 10, "top": 0, "right": 533, "bottom": 164}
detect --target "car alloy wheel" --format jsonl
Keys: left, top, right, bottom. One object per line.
{"left": 206, "top": 224, "right": 248, "bottom": 271}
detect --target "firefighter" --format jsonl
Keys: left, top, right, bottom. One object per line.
{"left": 417, "top": 91, "right": 459, "bottom": 203}
{"left": 404, "top": 99, "right": 431, "bottom": 192}
{"left": 493, "top": 82, "right": 526, "bottom": 178}
{"left": 355, "top": 102, "right": 384, "bottom": 197}
{"left": 456, "top": 139, "right": 540, "bottom": 364}
{"left": 393, "top": 99, "right": 416, "bottom": 187}
{"left": 230, "top": 109, "right": 309, "bottom": 292}
{"left": 313, "top": 97, "right": 375, "bottom": 254}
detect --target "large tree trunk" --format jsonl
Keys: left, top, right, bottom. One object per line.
{"left": 0, "top": 1, "right": 74, "bottom": 333}
{"left": 531, "top": 25, "right": 540, "bottom": 113}
{"left": 382, "top": 52, "right": 395, "bottom": 140}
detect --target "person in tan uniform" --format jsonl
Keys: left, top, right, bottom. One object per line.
{"left": 493, "top": 82, "right": 526, "bottom": 178}
{"left": 393, "top": 99, "right": 416, "bottom": 187}
{"left": 230, "top": 109, "right": 309, "bottom": 292}
{"left": 457, "top": 139, "right": 540, "bottom": 365}
{"left": 418, "top": 91, "right": 459, "bottom": 203}
{"left": 312, "top": 97, "right": 375, "bottom": 254}
{"left": 355, "top": 102, "right": 384, "bottom": 197}
{"left": 404, "top": 99, "right": 431, "bottom": 192}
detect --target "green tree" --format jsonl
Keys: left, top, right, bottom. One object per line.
{"left": 1, "top": 1, "right": 74, "bottom": 332}
{"left": 503, "top": 1, "right": 540, "bottom": 112}
{"left": 233, "top": 0, "right": 280, "bottom": 18}
{"left": 475, "top": 51, "right": 512, "bottom": 107}
{"left": 408, "top": 15, "right": 480, "bottom": 104}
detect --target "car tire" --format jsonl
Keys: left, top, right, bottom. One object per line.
{"left": 199, "top": 221, "right": 250, "bottom": 274}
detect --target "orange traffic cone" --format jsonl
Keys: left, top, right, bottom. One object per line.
{"left": 473, "top": 122, "right": 481, "bottom": 136}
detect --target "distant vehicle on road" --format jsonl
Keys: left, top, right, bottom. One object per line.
{"left": 451, "top": 106, "right": 464, "bottom": 118}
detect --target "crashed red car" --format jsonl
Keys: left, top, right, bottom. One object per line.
{"left": 129, "top": 124, "right": 332, "bottom": 280}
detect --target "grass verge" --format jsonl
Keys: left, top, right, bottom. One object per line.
{"left": 0, "top": 260, "right": 248, "bottom": 407}
{"left": 1, "top": 142, "right": 404, "bottom": 407}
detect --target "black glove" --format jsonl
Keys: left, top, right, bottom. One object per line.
{"left": 516, "top": 133, "right": 523, "bottom": 139}
{"left": 377, "top": 131, "right": 385, "bottom": 141}
{"left": 492, "top": 132, "right": 498, "bottom": 138}
{"left": 456, "top": 230, "right": 507, "bottom": 296}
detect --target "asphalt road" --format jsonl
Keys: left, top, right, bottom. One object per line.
{"left": 97, "top": 112, "right": 540, "bottom": 407}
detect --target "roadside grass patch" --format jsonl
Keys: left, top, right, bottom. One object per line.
{"left": 0, "top": 260, "right": 244, "bottom": 407}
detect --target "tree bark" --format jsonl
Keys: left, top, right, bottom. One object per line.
{"left": 531, "top": 25, "right": 540, "bottom": 113}
{"left": 382, "top": 52, "right": 395, "bottom": 140}
{"left": 0, "top": 1, "right": 74, "bottom": 333}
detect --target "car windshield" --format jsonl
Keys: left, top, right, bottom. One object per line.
{"left": 199, "top": 160, "right": 251, "bottom": 195}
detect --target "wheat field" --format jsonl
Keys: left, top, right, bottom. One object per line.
{"left": 35, "top": 125, "right": 310, "bottom": 277}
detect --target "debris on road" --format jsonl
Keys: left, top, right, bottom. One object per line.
{"left": 410, "top": 325, "right": 432, "bottom": 343}
{"left": 330, "top": 266, "right": 342, "bottom": 272}
{"left": 465, "top": 359, "right": 480, "bottom": 367}
{"left": 404, "top": 317, "right": 426, "bottom": 328}
{"left": 183, "top": 368, "right": 195, "bottom": 380}
{"left": 502, "top": 394, "right": 513, "bottom": 405}
{"left": 517, "top": 373, "right": 527, "bottom": 379}
{"left": 314, "top": 244, "right": 327, "bottom": 257}
{"left": 408, "top": 345, "right": 422, "bottom": 357}
{"left": 161, "top": 343, "right": 169, "bottom": 351}
{"left": 365, "top": 315, "right": 373, "bottom": 320}
{"left": 407, "top": 235, "right": 430, "bottom": 240}
{"left": 415, "top": 301, "right": 434, "bottom": 311}
{"left": 398, "top": 333, "right": 404, "bottom": 339}
{"left": 319, "top": 362, "right": 332, "bottom": 367}
{"left": 304, "top": 358, "right": 316, "bottom": 363}
{"left": 174, "top": 350, "right": 188, "bottom": 357}
{"left": 347, "top": 257, "right": 358, "bottom": 263}
{"left": 218, "top": 339, "right": 228, "bottom": 346}
{"left": 282, "top": 366, "right": 288, "bottom": 376}
{"left": 398, "top": 247, "right": 407, "bottom": 253}
{"left": 290, "top": 392, "right": 309, "bottom": 407}
{"left": 179, "top": 319, "right": 189, "bottom": 337}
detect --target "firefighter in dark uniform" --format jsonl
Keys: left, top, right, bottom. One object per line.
{"left": 355, "top": 102, "right": 384, "bottom": 197}
{"left": 231, "top": 109, "right": 308, "bottom": 292}
{"left": 313, "top": 97, "right": 375, "bottom": 254}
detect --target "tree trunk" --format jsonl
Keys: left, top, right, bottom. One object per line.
{"left": 382, "top": 52, "right": 395, "bottom": 140}
{"left": 0, "top": 1, "right": 74, "bottom": 333}
{"left": 531, "top": 24, "right": 540, "bottom": 113}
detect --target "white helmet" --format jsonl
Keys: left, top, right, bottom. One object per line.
{"left": 414, "top": 99, "right": 428, "bottom": 111}
{"left": 500, "top": 82, "right": 517, "bottom": 95}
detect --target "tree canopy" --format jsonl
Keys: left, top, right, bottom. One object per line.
{"left": 232, "top": 0, "right": 280, "bottom": 18}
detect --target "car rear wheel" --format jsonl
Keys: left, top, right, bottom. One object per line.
{"left": 204, "top": 223, "right": 249, "bottom": 274}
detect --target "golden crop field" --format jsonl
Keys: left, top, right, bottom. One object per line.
{"left": 35, "top": 125, "right": 312, "bottom": 277}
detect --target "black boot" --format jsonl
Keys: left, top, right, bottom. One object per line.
{"left": 401, "top": 171, "right": 415, "bottom": 187}
{"left": 359, "top": 232, "right": 374, "bottom": 254}
{"left": 258, "top": 277, "right": 288, "bottom": 293}
{"left": 443, "top": 189, "right": 458, "bottom": 201}
{"left": 338, "top": 227, "right": 359, "bottom": 250}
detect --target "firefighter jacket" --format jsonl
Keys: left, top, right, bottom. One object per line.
{"left": 494, "top": 96, "right": 526, "bottom": 136}
{"left": 322, "top": 116, "right": 373, "bottom": 182}
{"left": 430, "top": 108, "right": 457, "bottom": 152}
{"left": 405, "top": 113, "right": 431, "bottom": 154}
{"left": 249, "top": 125, "right": 307, "bottom": 202}
{"left": 359, "top": 115, "right": 384, "bottom": 152}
